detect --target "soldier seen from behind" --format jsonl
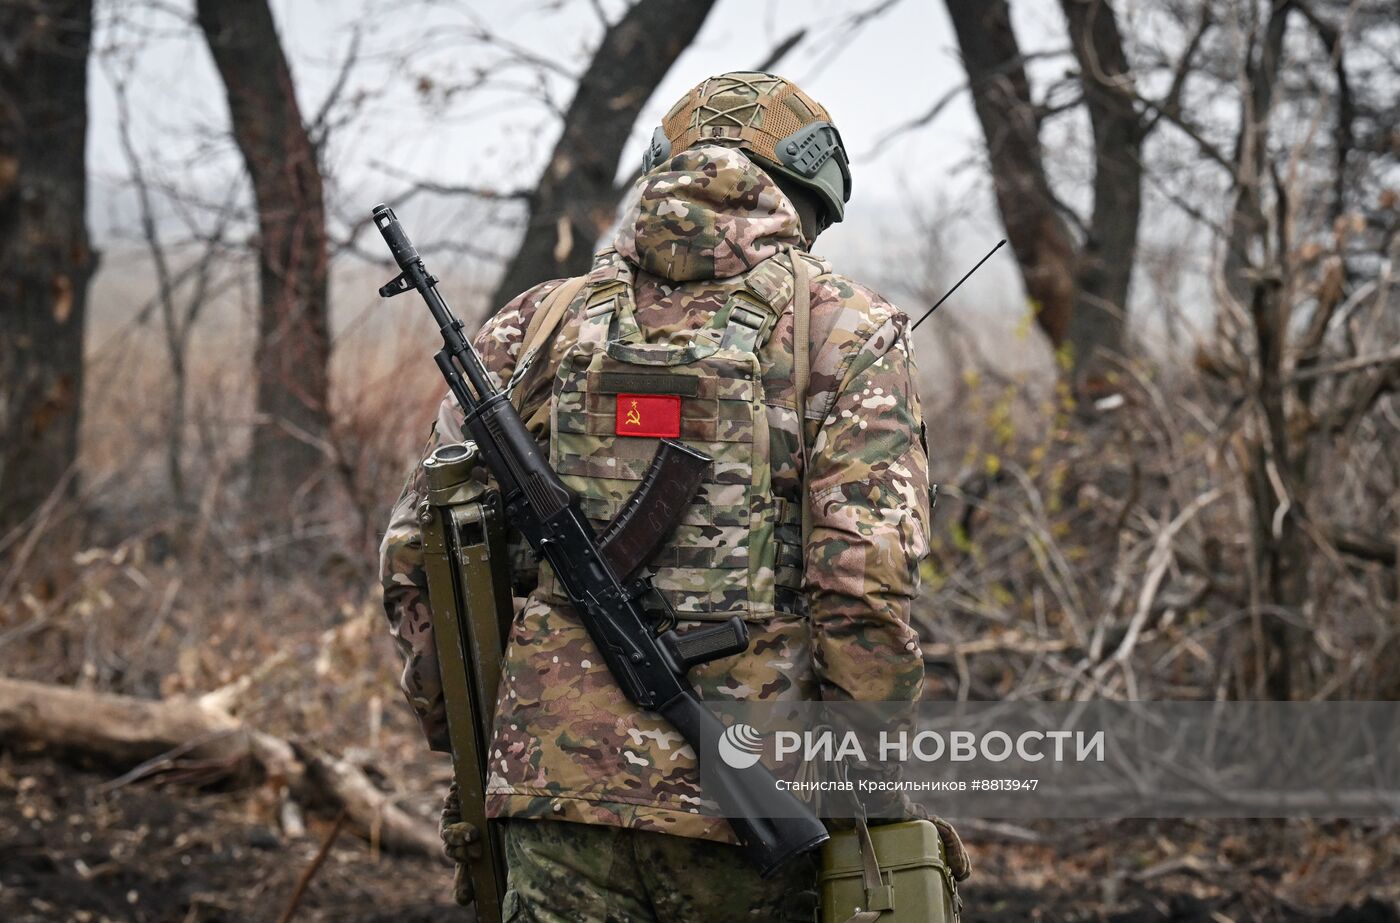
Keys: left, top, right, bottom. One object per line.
{"left": 380, "top": 72, "right": 967, "bottom": 921}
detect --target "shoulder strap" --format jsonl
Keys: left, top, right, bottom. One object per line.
{"left": 791, "top": 250, "right": 814, "bottom": 551}
{"left": 508, "top": 275, "right": 589, "bottom": 410}
{"left": 521, "top": 276, "right": 588, "bottom": 366}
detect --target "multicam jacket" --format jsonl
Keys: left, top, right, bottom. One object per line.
{"left": 380, "top": 144, "right": 930, "bottom": 843}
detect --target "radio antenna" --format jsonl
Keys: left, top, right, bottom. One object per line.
{"left": 911, "top": 239, "right": 1007, "bottom": 330}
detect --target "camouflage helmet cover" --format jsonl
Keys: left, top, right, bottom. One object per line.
{"left": 643, "top": 71, "right": 852, "bottom": 227}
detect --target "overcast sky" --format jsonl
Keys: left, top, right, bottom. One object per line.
{"left": 91, "top": 1, "right": 1080, "bottom": 287}
{"left": 82, "top": 0, "right": 1110, "bottom": 386}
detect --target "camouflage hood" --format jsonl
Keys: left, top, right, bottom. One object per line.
{"left": 614, "top": 143, "right": 804, "bottom": 283}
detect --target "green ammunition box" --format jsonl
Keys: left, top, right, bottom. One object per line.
{"left": 820, "top": 820, "right": 960, "bottom": 923}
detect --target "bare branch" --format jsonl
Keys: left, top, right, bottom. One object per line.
{"left": 1294, "top": 1, "right": 1358, "bottom": 224}
{"left": 866, "top": 81, "right": 965, "bottom": 155}
{"left": 1290, "top": 343, "right": 1400, "bottom": 383}
{"left": 754, "top": 27, "right": 808, "bottom": 73}
{"left": 491, "top": 0, "right": 717, "bottom": 309}
{"left": 308, "top": 24, "right": 365, "bottom": 149}
{"left": 1142, "top": 4, "right": 1214, "bottom": 137}
{"left": 866, "top": 49, "right": 1070, "bottom": 158}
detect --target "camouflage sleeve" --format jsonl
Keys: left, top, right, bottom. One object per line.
{"left": 378, "top": 279, "right": 565, "bottom": 751}
{"left": 804, "top": 307, "right": 930, "bottom": 705}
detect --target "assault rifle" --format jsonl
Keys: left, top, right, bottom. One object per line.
{"left": 372, "top": 205, "right": 830, "bottom": 876}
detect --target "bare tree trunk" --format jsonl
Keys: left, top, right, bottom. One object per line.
{"left": 489, "top": 0, "right": 717, "bottom": 310}
{"left": 112, "top": 75, "right": 185, "bottom": 511}
{"left": 197, "top": 0, "right": 330, "bottom": 516}
{"left": 1247, "top": 274, "right": 1307, "bottom": 700}
{"left": 1058, "top": 0, "right": 1144, "bottom": 398}
{"left": 945, "top": 0, "right": 1150, "bottom": 400}
{"left": 1228, "top": 1, "right": 1303, "bottom": 700}
{"left": 0, "top": 0, "right": 95, "bottom": 536}
{"left": 943, "top": 0, "right": 1078, "bottom": 349}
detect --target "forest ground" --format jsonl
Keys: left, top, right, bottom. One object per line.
{"left": 3, "top": 746, "right": 1397, "bottom": 923}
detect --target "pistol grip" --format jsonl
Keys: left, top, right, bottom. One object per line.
{"left": 660, "top": 616, "right": 750, "bottom": 672}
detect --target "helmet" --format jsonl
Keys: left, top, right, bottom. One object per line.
{"left": 642, "top": 72, "right": 852, "bottom": 228}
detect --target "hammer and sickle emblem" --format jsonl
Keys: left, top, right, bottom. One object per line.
{"left": 625, "top": 400, "right": 642, "bottom": 427}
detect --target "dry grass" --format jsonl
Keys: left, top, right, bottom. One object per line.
{"left": 915, "top": 355, "right": 1400, "bottom": 704}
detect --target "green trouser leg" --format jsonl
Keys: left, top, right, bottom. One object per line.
{"left": 500, "top": 818, "right": 819, "bottom": 923}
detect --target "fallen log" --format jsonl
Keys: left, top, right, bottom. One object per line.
{"left": 0, "top": 676, "right": 439, "bottom": 857}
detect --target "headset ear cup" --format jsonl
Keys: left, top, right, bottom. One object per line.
{"left": 642, "top": 126, "right": 672, "bottom": 174}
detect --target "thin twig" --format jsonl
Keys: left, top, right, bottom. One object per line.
{"left": 275, "top": 810, "right": 347, "bottom": 923}
{"left": 1289, "top": 343, "right": 1400, "bottom": 383}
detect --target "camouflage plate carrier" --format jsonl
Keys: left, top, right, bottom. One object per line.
{"left": 537, "top": 249, "right": 807, "bottom": 623}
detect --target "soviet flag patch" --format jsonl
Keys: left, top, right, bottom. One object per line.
{"left": 615, "top": 393, "right": 681, "bottom": 438}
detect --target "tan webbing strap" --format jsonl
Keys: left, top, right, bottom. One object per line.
{"left": 508, "top": 275, "right": 589, "bottom": 410}
{"left": 841, "top": 816, "right": 888, "bottom": 923}
{"left": 791, "top": 251, "right": 813, "bottom": 552}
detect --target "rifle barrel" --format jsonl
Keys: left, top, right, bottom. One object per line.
{"left": 373, "top": 203, "right": 497, "bottom": 406}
